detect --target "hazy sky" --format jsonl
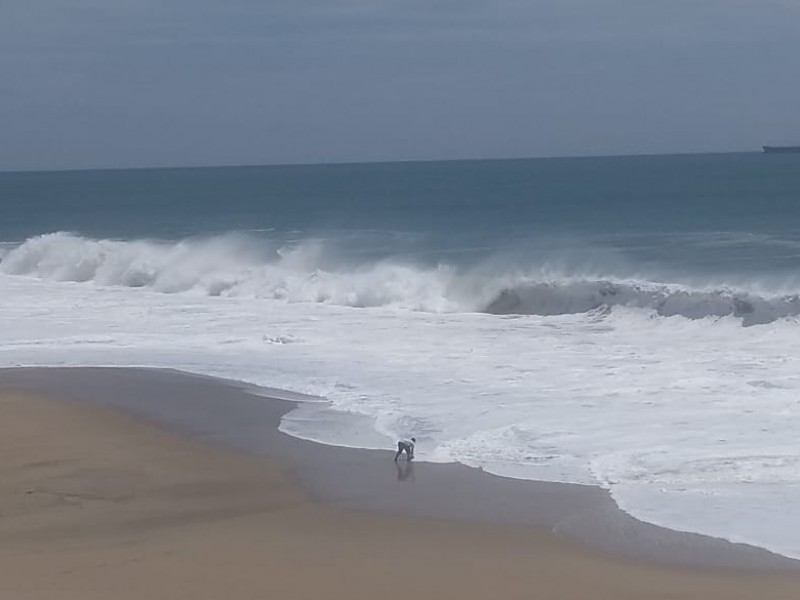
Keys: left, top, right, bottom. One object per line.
{"left": 2, "top": 1, "right": 799, "bottom": 170}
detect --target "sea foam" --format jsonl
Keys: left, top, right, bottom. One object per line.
{"left": 3, "top": 232, "right": 800, "bottom": 325}
{"left": 4, "top": 239, "right": 800, "bottom": 559}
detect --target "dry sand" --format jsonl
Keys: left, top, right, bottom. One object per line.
{"left": 2, "top": 387, "right": 800, "bottom": 599}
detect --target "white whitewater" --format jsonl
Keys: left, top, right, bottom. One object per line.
{"left": 4, "top": 232, "right": 800, "bottom": 324}
{"left": 3, "top": 233, "right": 800, "bottom": 559}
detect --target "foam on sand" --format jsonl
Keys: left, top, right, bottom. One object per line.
{"left": 4, "top": 233, "right": 800, "bottom": 559}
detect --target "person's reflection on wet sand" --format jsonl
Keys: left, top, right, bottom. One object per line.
{"left": 396, "top": 459, "right": 415, "bottom": 482}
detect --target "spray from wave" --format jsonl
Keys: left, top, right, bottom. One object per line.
{"left": 2, "top": 232, "right": 799, "bottom": 325}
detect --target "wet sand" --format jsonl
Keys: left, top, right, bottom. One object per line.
{"left": 1, "top": 367, "right": 799, "bottom": 599}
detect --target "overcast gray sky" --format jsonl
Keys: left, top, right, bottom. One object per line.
{"left": 2, "top": 1, "right": 799, "bottom": 170}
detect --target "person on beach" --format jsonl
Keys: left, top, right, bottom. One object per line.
{"left": 394, "top": 437, "right": 416, "bottom": 462}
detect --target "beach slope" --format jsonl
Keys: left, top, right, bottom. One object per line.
{"left": 2, "top": 387, "right": 800, "bottom": 599}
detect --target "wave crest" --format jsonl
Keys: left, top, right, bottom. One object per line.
{"left": 2, "top": 232, "right": 799, "bottom": 325}
{"left": 485, "top": 281, "right": 800, "bottom": 325}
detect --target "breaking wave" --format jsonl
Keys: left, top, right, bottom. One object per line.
{"left": 2, "top": 232, "right": 800, "bottom": 325}
{"left": 484, "top": 281, "right": 800, "bottom": 325}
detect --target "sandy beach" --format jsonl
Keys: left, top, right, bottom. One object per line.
{"left": 2, "top": 369, "right": 800, "bottom": 599}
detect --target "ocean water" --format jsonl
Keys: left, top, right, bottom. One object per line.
{"left": 3, "top": 152, "right": 800, "bottom": 557}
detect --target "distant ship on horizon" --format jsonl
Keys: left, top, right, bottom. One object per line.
{"left": 763, "top": 145, "right": 800, "bottom": 154}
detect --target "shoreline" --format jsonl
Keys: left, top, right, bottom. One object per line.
{"left": 1, "top": 366, "right": 797, "bottom": 572}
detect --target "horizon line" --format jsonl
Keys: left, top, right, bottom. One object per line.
{"left": 0, "top": 149, "right": 762, "bottom": 176}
